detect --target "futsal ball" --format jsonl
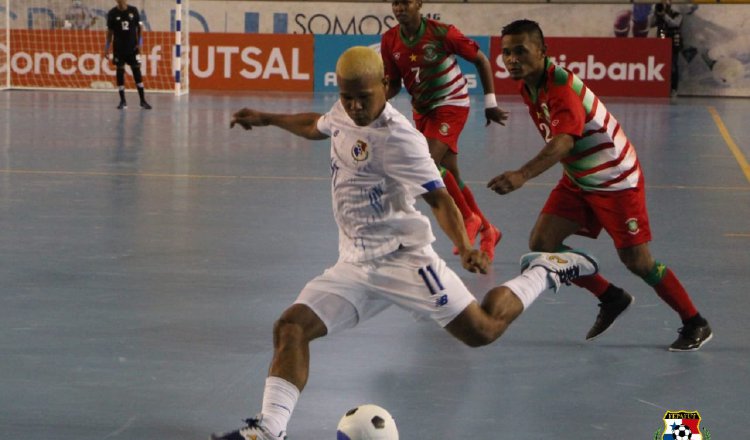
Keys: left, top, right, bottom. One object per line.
{"left": 336, "top": 404, "right": 399, "bottom": 440}
{"left": 672, "top": 424, "right": 692, "bottom": 440}
{"left": 712, "top": 57, "right": 745, "bottom": 86}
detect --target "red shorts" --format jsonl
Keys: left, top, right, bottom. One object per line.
{"left": 413, "top": 105, "right": 469, "bottom": 154}
{"left": 541, "top": 175, "right": 652, "bottom": 249}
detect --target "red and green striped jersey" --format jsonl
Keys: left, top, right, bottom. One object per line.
{"left": 381, "top": 18, "right": 478, "bottom": 115}
{"left": 520, "top": 58, "right": 641, "bottom": 191}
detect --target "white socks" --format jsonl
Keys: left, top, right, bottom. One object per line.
{"left": 501, "top": 266, "right": 552, "bottom": 309}
{"left": 260, "top": 376, "right": 300, "bottom": 437}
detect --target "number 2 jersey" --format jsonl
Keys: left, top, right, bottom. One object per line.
{"left": 316, "top": 101, "right": 445, "bottom": 263}
{"left": 381, "top": 18, "right": 478, "bottom": 115}
{"left": 107, "top": 5, "right": 140, "bottom": 55}
{"left": 521, "top": 58, "right": 641, "bottom": 191}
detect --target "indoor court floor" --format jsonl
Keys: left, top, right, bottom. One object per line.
{"left": 0, "top": 89, "right": 748, "bottom": 440}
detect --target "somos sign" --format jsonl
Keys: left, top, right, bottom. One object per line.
{"left": 490, "top": 37, "right": 672, "bottom": 97}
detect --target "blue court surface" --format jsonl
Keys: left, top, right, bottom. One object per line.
{"left": 0, "top": 89, "right": 748, "bottom": 439}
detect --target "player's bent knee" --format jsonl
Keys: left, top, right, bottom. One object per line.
{"left": 273, "top": 304, "right": 327, "bottom": 344}
{"left": 445, "top": 303, "right": 505, "bottom": 348}
{"left": 617, "top": 248, "right": 653, "bottom": 277}
{"left": 273, "top": 318, "right": 302, "bottom": 340}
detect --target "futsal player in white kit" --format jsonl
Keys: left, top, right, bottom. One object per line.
{"left": 212, "top": 46, "right": 598, "bottom": 440}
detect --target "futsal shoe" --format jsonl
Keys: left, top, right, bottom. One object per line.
{"left": 117, "top": 101, "right": 127, "bottom": 109}
{"left": 520, "top": 250, "right": 599, "bottom": 292}
{"left": 669, "top": 322, "right": 713, "bottom": 352}
{"left": 453, "top": 213, "right": 482, "bottom": 255}
{"left": 210, "top": 416, "right": 287, "bottom": 440}
{"left": 140, "top": 101, "right": 152, "bottom": 110}
{"left": 479, "top": 224, "right": 502, "bottom": 262}
{"left": 586, "top": 286, "right": 635, "bottom": 341}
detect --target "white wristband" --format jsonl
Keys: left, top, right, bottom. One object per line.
{"left": 484, "top": 93, "right": 498, "bottom": 109}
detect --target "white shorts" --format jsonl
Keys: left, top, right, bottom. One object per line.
{"left": 294, "top": 245, "right": 477, "bottom": 335}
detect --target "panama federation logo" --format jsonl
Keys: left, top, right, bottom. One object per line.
{"left": 439, "top": 122, "right": 450, "bottom": 136}
{"left": 626, "top": 217, "right": 640, "bottom": 235}
{"left": 654, "top": 410, "right": 710, "bottom": 440}
{"left": 351, "top": 139, "right": 369, "bottom": 162}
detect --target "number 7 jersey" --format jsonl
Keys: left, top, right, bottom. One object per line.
{"left": 381, "top": 18, "right": 478, "bottom": 115}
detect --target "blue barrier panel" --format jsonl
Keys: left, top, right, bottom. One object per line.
{"left": 314, "top": 34, "right": 489, "bottom": 95}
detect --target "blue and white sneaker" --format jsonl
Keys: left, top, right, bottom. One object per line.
{"left": 520, "top": 250, "right": 599, "bottom": 292}
{"left": 210, "top": 415, "right": 287, "bottom": 440}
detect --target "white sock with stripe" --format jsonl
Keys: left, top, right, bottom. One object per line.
{"left": 260, "top": 376, "right": 300, "bottom": 437}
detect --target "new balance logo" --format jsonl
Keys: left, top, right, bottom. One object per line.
{"left": 435, "top": 294, "right": 448, "bottom": 307}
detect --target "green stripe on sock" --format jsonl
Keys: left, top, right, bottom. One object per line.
{"left": 439, "top": 166, "right": 447, "bottom": 178}
{"left": 643, "top": 262, "right": 667, "bottom": 286}
{"left": 457, "top": 178, "right": 466, "bottom": 190}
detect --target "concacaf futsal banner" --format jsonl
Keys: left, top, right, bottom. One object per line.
{"left": 1, "top": 31, "right": 314, "bottom": 92}
{"left": 188, "top": 33, "right": 313, "bottom": 92}
{"left": 490, "top": 37, "right": 672, "bottom": 98}
{"left": 4, "top": 30, "right": 174, "bottom": 89}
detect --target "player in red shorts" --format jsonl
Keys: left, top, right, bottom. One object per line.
{"left": 381, "top": 0, "right": 508, "bottom": 261}
{"left": 487, "top": 19, "right": 712, "bottom": 351}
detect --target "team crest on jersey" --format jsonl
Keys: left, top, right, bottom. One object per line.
{"left": 626, "top": 218, "right": 640, "bottom": 235}
{"left": 128, "top": 13, "right": 134, "bottom": 19}
{"left": 422, "top": 43, "right": 439, "bottom": 62}
{"left": 351, "top": 140, "right": 369, "bottom": 161}
{"left": 439, "top": 122, "right": 450, "bottom": 136}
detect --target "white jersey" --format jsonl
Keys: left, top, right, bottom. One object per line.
{"left": 316, "top": 101, "right": 444, "bottom": 263}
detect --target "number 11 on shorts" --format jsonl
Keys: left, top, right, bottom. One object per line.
{"left": 418, "top": 265, "right": 449, "bottom": 306}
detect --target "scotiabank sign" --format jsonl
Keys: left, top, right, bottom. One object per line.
{"left": 189, "top": 34, "right": 313, "bottom": 91}
{"left": 490, "top": 37, "right": 672, "bottom": 97}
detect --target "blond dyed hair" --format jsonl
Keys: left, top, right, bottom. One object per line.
{"left": 335, "top": 46, "right": 384, "bottom": 81}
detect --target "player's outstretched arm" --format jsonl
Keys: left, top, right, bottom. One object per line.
{"left": 487, "top": 133, "right": 575, "bottom": 195}
{"left": 230, "top": 108, "right": 328, "bottom": 140}
{"left": 423, "top": 188, "right": 488, "bottom": 274}
{"left": 473, "top": 51, "right": 509, "bottom": 127}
